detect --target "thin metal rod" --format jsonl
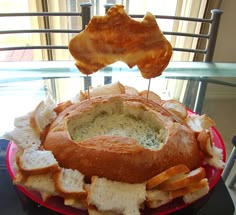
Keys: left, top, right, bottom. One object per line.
{"left": 0, "top": 29, "right": 82, "bottom": 34}
{"left": 205, "top": 9, "right": 223, "bottom": 62}
{"left": 0, "top": 12, "right": 82, "bottom": 17}
{"left": 130, "top": 14, "right": 212, "bottom": 23}
{"left": 86, "top": 75, "right": 91, "bottom": 100}
{"left": 0, "top": 46, "right": 68, "bottom": 51}
{"left": 146, "top": 79, "right": 151, "bottom": 101}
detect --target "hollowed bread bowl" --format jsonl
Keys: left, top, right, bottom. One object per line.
{"left": 43, "top": 95, "right": 200, "bottom": 183}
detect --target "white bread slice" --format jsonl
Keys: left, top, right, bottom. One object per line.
{"left": 54, "top": 100, "right": 73, "bottom": 114}
{"left": 146, "top": 189, "right": 172, "bottom": 208}
{"left": 183, "top": 181, "right": 209, "bottom": 204}
{"left": 186, "top": 114, "right": 215, "bottom": 133}
{"left": 161, "top": 99, "right": 187, "bottom": 120}
{"left": 146, "top": 164, "right": 190, "bottom": 190}
{"left": 170, "top": 178, "right": 209, "bottom": 199}
{"left": 64, "top": 198, "right": 87, "bottom": 210}
{"left": 3, "top": 127, "right": 41, "bottom": 150}
{"left": 88, "top": 176, "right": 146, "bottom": 215}
{"left": 14, "top": 112, "right": 32, "bottom": 128}
{"left": 15, "top": 173, "right": 58, "bottom": 201}
{"left": 204, "top": 146, "right": 225, "bottom": 169}
{"left": 79, "top": 82, "right": 125, "bottom": 101}
{"left": 197, "top": 129, "right": 225, "bottom": 169}
{"left": 17, "top": 149, "right": 59, "bottom": 175}
{"left": 124, "top": 85, "right": 139, "bottom": 96}
{"left": 54, "top": 168, "right": 86, "bottom": 198}
{"left": 158, "top": 167, "right": 206, "bottom": 191}
{"left": 30, "top": 95, "right": 57, "bottom": 136}
{"left": 197, "top": 129, "right": 213, "bottom": 158}
{"left": 139, "top": 90, "right": 162, "bottom": 104}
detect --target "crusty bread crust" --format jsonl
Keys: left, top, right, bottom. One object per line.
{"left": 69, "top": 5, "right": 172, "bottom": 79}
{"left": 44, "top": 95, "right": 200, "bottom": 183}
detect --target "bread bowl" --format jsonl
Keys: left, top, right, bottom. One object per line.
{"left": 43, "top": 94, "right": 200, "bottom": 183}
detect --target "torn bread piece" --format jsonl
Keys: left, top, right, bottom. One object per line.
{"left": 161, "top": 99, "right": 187, "bottom": 120}
{"left": 80, "top": 82, "right": 125, "bottom": 101}
{"left": 54, "top": 168, "right": 86, "bottom": 198}
{"left": 17, "top": 149, "right": 59, "bottom": 175}
{"left": 64, "top": 197, "right": 88, "bottom": 210}
{"left": 14, "top": 173, "right": 58, "bottom": 201}
{"left": 146, "top": 189, "right": 172, "bottom": 208}
{"left": 197, "top": 129, "right": 225, "bottom": 169}
{"left": 186, "top": 114, "right": 215, "bottom": 133}
{"left": 30, "top": 95, "right": 57, "bottom": 137}
{"left": 157, "top": 167, "right": 206, "bottom": 191}
{"left": 13, "top": 112, "right": 32, "bottom": 128}
{"left": 146, "top": 164, "right": 190, "bottom": 190}
{"left": 124, "top": 85, "right": 139, "bottom": 96}
{"left": 88, "top": 176, "right": 146, "bottom": 215}
{"left": 170, "top": 178, "right": 209, "bottom": 199}
{"left": 183, "top": 181, "right": 209, "bottom": 204}
{"left": 139, "top": 90, "right": 162, "bottom": 104}
{"left": 3, "top": 127, "right": 41, "bottom": 150}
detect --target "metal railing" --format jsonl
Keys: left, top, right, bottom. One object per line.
{"left": 0, "top": 3, "right": 223, "bottom": 114}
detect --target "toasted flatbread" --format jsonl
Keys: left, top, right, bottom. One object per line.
{"left": 69, "top": 5, "right": 172, "bottom": 79}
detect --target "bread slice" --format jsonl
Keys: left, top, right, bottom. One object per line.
{"left": 170, "top": 178, "right": 209, "bottom": 199}
{"left": 54, "top": 168, "right": 86, "bottom": 198}
{"left": 204, "top": 146, "right": 225, "bottom": 169}
{"left": 183, "top": 181, "right": 209, "bottom": 204}
{"left": 3, "top": 127, "right": 41, "bottom": 150}
{"left": 158, "top": 167, "right": 206, "bottom": 191}
{"left": 146, "top": 164, "right": 190, "bottom": 190}
{"left": 161, "top": 99, "right": 187, "bottom": 120}
{"left": 30, "top": 95, "right": 57, "bottom": 136}
{"left": 197, "top": 129, "right": 225, "bottom": 169}
{"left": 17, "top": 149, "right": 59, "bottom": 175}
{"left": 146, "top": 189, "right": 172, "bottom": 208}
{"left": 80, "top": 82, "right": 125, "bottom": 101}
{"left": 139, "top": 90, "right": 162, "bottom": 104}
{"left": 54, "top": 100, "right": 73, "bottom": 114}
{"left": 15, "top": 173, "right": 58, "bottom": 201}
{"left": 87, "top": 176, "right": 146, "bottom": 215}
{"left": 64, "top": 197, "right": 88, "bottom": 210}
{"left": 13, "top": 111, "right": 32, "bottom": 128}
{"left": 197, "top": 129, "right": 213, "bottom": 158}
{"left": 124, "top": 85, "right": 139, "bottom": 96}
{"left": 186, "top": 114, "right": 215, "bottom": 133}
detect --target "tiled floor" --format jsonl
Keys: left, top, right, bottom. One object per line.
{"left": 203, "top": 98, "right": 236, "bottom": 214}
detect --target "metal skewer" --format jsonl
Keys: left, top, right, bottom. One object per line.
{"left": 86, "top": 74, "right": 91, "bottom": 100}
{"left": 146, "top": 78, "right": 151, "bottom": 101}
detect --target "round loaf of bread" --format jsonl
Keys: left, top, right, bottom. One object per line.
{"left": 43, "top": 95, "right": 200, "bottom": 183}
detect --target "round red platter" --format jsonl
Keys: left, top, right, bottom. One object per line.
{"left": 6, "top": 126, "right": 226, "bottom": 215}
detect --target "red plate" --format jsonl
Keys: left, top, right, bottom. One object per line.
{"left": 6, "top": 126, "right": 226, "bottom": 215}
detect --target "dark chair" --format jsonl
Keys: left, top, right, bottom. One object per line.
{"left": 222, "top": 136, "right": 236, "bottom": 188}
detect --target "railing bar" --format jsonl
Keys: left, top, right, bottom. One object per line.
{"left": 0, "top": 46, "right": 68, "bottom": 51}
{"left": 0, "top": 30, "right": 209, "bottom": 39}
{"left": 173, "top": 48, "right": 207, "bottom": 54}
{"left": 130, "top": 14, "right": 212, "bottom": 23}
{"left": 0, "top": 46, "right": 207, "bottom": 53}
{"left": 0, "top": 29, "right": 82, "bottom": 34}
{"left": 163, "top": 31, "right": 209, "bottom": 38}
{"left": 0, "top": 12, "right": 82, "bottom": 17}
